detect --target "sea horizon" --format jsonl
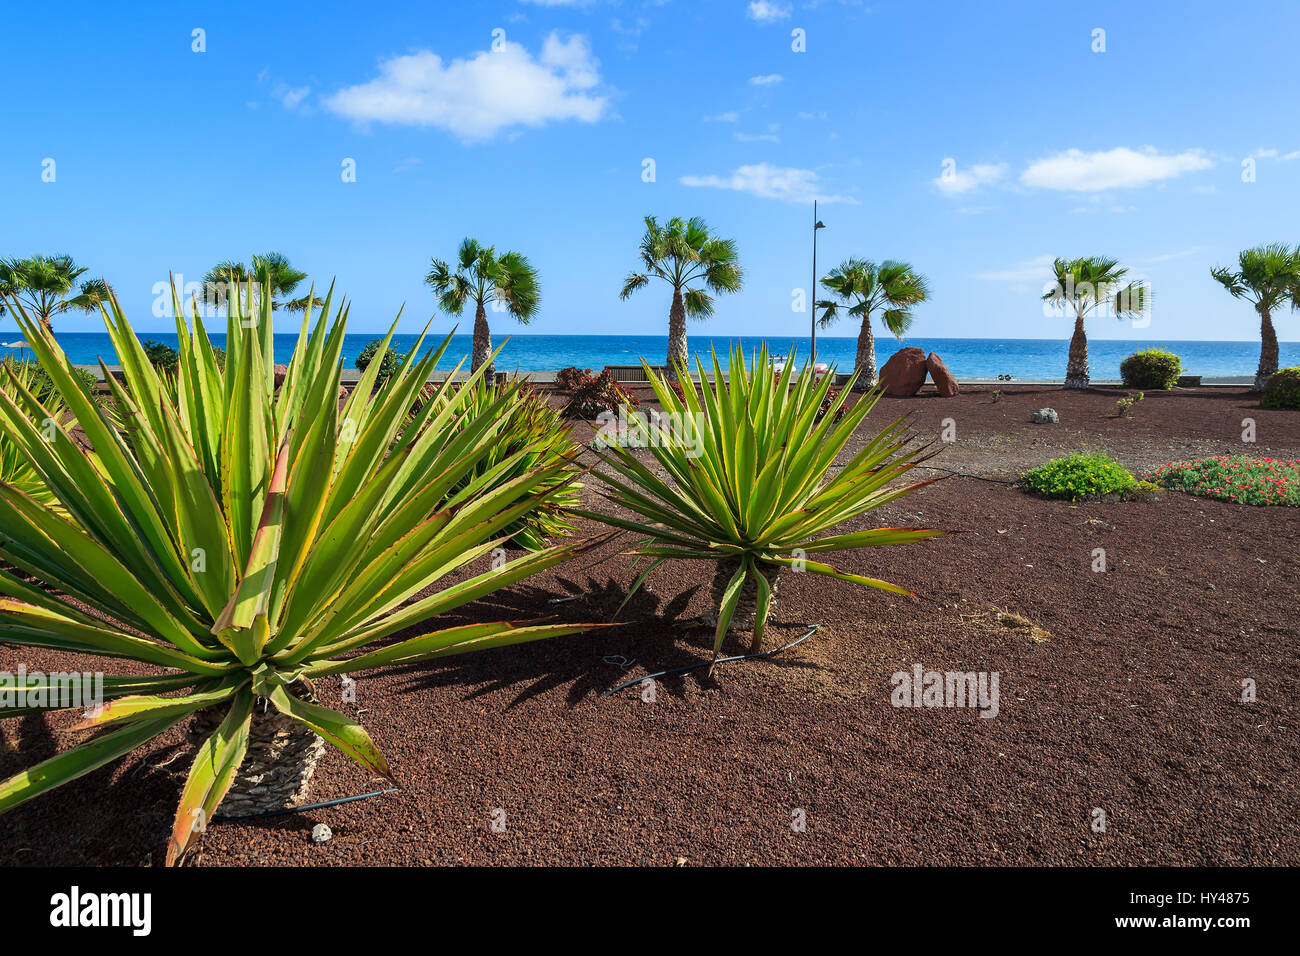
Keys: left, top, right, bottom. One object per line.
{"left": 4, "top": 333, "right": 1297, "bottom": 381}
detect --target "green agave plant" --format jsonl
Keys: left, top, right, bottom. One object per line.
{"left": 0, "top": 282, "right": 597, "bottom": 864}
{"left": 432, "top": 377, "right": 583, "bottom": 550}
{"left": 579, "top": 343, "right": 946, "bottom": 658}
{"left": 0, "top": 359, "right": 74, "bottom": 508}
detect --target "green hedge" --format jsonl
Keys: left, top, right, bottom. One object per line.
{"left": 1260, "top": 366, "right": 1300, "bottom": 410}
{"left": 1120, "top": 347, "right": 1181, "bottom": 389}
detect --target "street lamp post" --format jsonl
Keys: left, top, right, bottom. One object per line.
{"left": 811, "top": 201, "right": 826, "bottom": 369}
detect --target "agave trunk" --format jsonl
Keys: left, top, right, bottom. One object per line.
{"left": 1064, "top": 313, "right": 1090, "bottom": 389}
{"left": 186, "top": 679, "right": 325, "bottom": 817}
{"left": 709, "top": 559, "right": 781, "bottom": 651}
{"left": 472, "top": 301, "right": 495, "bottom": 380}
{"left": 1255, "top": 307, "right": 1279, "bottom": 392}
{"left": 667, "top": 287, "right": 688, "bottom": 378}
{"left": 855, "top": 314, "right": 878, "bottom": 389}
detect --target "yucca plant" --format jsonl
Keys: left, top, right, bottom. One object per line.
{"left": 0, "top": 359, "right": 73, "bottom": 508}
{"left": 430, "top": 377, "right": 582, "bottom": 550}
{"left": 0, "top": 281, "right": 596, "bottom": 865}
{"left": 578, "top": 344, "right": 946, "bottom": 659}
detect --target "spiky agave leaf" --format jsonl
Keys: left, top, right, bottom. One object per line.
{"left": 577, "top": 342, "right": 946, "bottom": 656}
{"left": 0, "top": 279, "right": 601, "bottom": 863}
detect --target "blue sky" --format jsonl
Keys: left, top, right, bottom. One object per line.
{"left": 4, "top": 0, "right": 1299, "bottom": 341}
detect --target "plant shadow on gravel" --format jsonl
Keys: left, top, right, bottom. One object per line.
{"left": 374, "top": 574, "right": 834, "bottom": 706}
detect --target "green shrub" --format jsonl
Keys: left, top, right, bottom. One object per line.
{"left": 141, "top": 339, "right": 179, "bottom": 373}
{"left": 1149, "top": 456, "right": 1300, "bottom": 506}
{"left": 1120, "top": 347, "right": 1181, "bottom": 389}
{"left": 355, "top": 338, "right": 402, "bottom": 383}
{"left": 1117, "top": 392, "right": 1144, "bottom": 417}
{"left": 1260, "top": 366, "right": 1300, "bottom": 409}
{"left": 1020, "top": 453, "right": 1136, "bottom": 501}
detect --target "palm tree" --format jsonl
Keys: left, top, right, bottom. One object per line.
{"left": 1210, "top": 244, "right": 1300, "bottom": 391}
{"left": 1043, "top": 257, "right": 1149, "bottom": 389}
{"left": 426, "top": 238, "right": 540, "bottom": 378}
{"left": 0, "top": 255, "right": 111, "bottom": 335}
{"left": 620, "top": 216, "right": 742, "bottom": 373}
{"left": 816, "top": 259, "right": 929, "bottom": 388}
{"left": 202, "top": 252, "right": 321, "bottom": 314}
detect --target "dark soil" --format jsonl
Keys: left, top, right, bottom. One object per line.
{"left": 1, "top": 386, "right": 1296, "bottom": 866}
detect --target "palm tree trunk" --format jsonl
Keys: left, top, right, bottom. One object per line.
{"left": 38, "top": 312, "right": 54, "bottom": 336}
{"left": 1255, "top": 306, "right": 1279, "bottom": 392}
{"left": 1064, "top": 312, "right": 1090, "bottom": 389}
{"left": 667, "top": 287, "right": 688, "bottom": 378}
{"left": 471, "top": 301, "right": 494, "bottom": 380}
{"left": 855, "top": 313, "right": 878, "bottom": 388}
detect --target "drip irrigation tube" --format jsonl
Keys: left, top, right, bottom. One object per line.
{"left": 603, "top": 624, "right": 820, "bottom": 696}
{"left": 213, "top": 788, "right": 400, "bottom": 822}
{"left": 916, "top": 465, "right": 1016, "bottom": 485}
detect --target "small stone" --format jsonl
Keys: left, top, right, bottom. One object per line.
{"left": 1030, "top": 408, "right": 1059, "bottom": 424}
{"left": 312, "top": 823, "right": 333, "bottom": 844}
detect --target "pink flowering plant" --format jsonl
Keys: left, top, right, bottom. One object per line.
{"left": 1149, "top": 456, "right": 1300, "bottom": 507}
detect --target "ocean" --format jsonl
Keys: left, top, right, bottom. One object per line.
{"left": 8, "top": 333, "right": 1298, "bottom": 382}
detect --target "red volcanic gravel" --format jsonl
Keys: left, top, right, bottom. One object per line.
{"left": 0, "top": 386, "right": 1296, "bottom": 866}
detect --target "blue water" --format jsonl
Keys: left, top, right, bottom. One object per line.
{"left": 11, "top": 333, "right": 1298, "bottom": 381}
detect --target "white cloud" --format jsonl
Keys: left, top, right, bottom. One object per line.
{"left": 734, "top": 132, "right": 779, "bottom": 142}
{"left": 1142, "top": 248, "right": 1198, "bottom": 263}
{"left": 1285, "top": 150, "right": 1300, "bottom": 161}
{"left": 749, "top": 73, "right": 783, "bottom": 86}
{"left": 680, "top": 163, "right": 858, "bottom": 204}
{"left": 324, "top": 32, "right": 609, "bottom": 142}
{"left": 279, "top": 85, "right": 310, "bottom": 109}
{"left": 972, "top": 256, "right": 1055, "bottom": 283}
{"left": 933, "top": 162, "right": 1006, "bottom": 196}
{"left": 748, "top": 1, "right": 792, "bottom": 21}
{"left": 797, "top": 111, "right": 828, "bottom": 120}
{"left": 1020, "top": 146, "right": 1212, "bottom": 191}
{"left": 704, "top": 110, "right": 740, "bottom": 122}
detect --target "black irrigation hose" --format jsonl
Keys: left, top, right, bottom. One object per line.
{"left": 915, "top": 464, "right": 1016, "bottom": 485}
{"left": 603, "top": 624, "right": 820, "bottom": 696}
{"left": 213, "top": 788, "right": 399, "bottom": 823}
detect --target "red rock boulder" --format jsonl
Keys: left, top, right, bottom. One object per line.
{"left": 926, "top": 352, "right": 959, "bottom": 397}
{"left": 879, "top": 346, "right": 928, "bottom": 396}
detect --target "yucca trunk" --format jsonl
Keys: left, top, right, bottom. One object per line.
{"left": 1255, "top": 306, "right": 1279, "bottom": 392}
{"left": 709, "top": 559, "right": 782, "bottom": 652}
{"left": 667, "top": 287, "right": 688, "bottom": 378}
{"left": 855, "top": 314, "right": 878, "bottom": 389}
{"left": 472, "top": 301, "right": 494, "bottom": 380}
{"left": 186, "top": 679, "right": 325, "bottom": 817}
{"left": 1064, "top": 313, "right": 1090, "bottom": 389}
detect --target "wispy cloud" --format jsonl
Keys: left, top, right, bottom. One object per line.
{"left": 972, "top": 255, "right": 1055, "bottom": 283}
{"left": 749, "top": 73, "right": 783, "bottom": 86}
{"left": 747, "top": 1, "right": 792, "bottom": 21}
{"left": 325, "top": 32, "right": 610, "bottom": 142}
{"left": 933, "top": 162, "right": 1006, "bottom": 196}
{"left": 1142, "top": 248, "right": 1199, "bottom": 263}
{"left": 704, "top": 110, "right": 740, "bottom": 123}
{"left": 680, "top": 163, "right": 858, "bottom": 204}
{"left": 734, "top": 132, "right": 779, "bottom": 143}
{"left": 1020, "top": 146, "right": 1212, "bottom": 191}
